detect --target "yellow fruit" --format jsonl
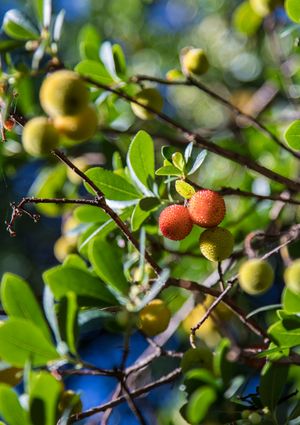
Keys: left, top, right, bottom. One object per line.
{"left": 249, "top": 0, "right": 279, "bottom": 16}
{"left": 22, "top": 117, "right": 59, "bottom": 157}
{"left": 199, "top": 227, "right": 234, "bottom": 262}
{"left": 166, "top": 69, "right": 183, "bottom": 81}
{"left": 181, "top": 347, "right": 213, "bottom": 373}
{"left": 66, "top": 157, "right": 89, "bottom": 184}
{"left": 182, "top": 304, "right": 221, "bottom": 347}
{"left": 131, "top": 88, "right": 163, "bottom": 120}
{"left": 54, "top": 235, "right": 77, "bottom": 263}
{"left": 182, "top": 48, "right": 209, "bottom": 76}
{"left": 138, "top": 299, "right": 171, "bottom": 336}
{"left": 40, "top": 70, "right": 89, "bottom": 117}
{"left": 53, "top": 105, "right": 98, "bottom": 142}
{"left": 62, "top": 215, "right": 81, "bottom": 236}
{"left": 238, "top": 259, "right": 274, "bottom": 295}
{"left": 284, "top": 260, "right": 300, "bottom": 295}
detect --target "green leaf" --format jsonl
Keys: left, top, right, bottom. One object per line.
{"left": 29, "top": 371, "right": 62, "bottom": 425}
{"left": 186, "top": 386, "right": 217, "bottom": 424}
{"left": 112, "top": 44, "right": 126, "bottom": 76}
{"left": 1, "top": 273, "right": 51, "bottom": 340}
{"left": 75, "top": 60, "right": 114, "bottom": 85}
{"left": 131, "top": 197, "right": 160, "bottom": 231}
{"left": 74, "top": 205, "right": 109, "bottom": 223}
{"left": 62, "top": 254, "right": 89, "bottom": 271}
{"left": 259, "top": 363, "right": 289, "bottom": 411}
{"left": 155, "top": 165, "right": 182, "bottom": 176}
{"left": 161, "top": 146, "right": 177, "bottom": 162}
{"left": 43, "top": 266, "right": 116, "bottom": 306}
{"left": 85, "top": 167, "right": 141, "bottom": 201}
{"left": 0, "top": 39, "right": 25, "bottom": 52}
{"left": 213, "top": 338, "right": 233, "bottom": 385}
{"left": 282, "top": 287, "right": 300, "bottom": 313}
{"left": 88, "top": 238, "right": 129, "bottom": 296}
{"left": 172, "top": 152, "right": 185, "bottom": 172}
{"left": 233, "top": 2, "right": 262, "bottom": 36}
{"left": 0, "top": 318, "right": 59, "bottom": 367}
{"left": 187, "top": 149, "right": 207, "bottom": 176}
{"left": 284, "top": 120, "right": 300, "bottom": 150}
{"left": 3, "top": 9, "right": 39, "bottom": 40}
{"left": 78, "top": 24, "right": 101, "bottom": 60}
{"left": 57, "top": 292, "right": 79, "bottom": 355}
{"left": 268, "top": 317, "right": 300, "bottom": 348}
{"left": 286, "top": 0, "right": 300, "bottom": 23}
{"left": 0, "top": 384, "right": 30, "bottom": 425}
{"left": 127, "top": 131, "right": 155, "bottom": 195}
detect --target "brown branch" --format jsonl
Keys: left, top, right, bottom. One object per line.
{"left": 121, "top": 380, "right": 147, "bottom": 425}
{"left": 132, "top": 74, "right": 300, "bottom": 160}
{"left": 68, "top": 368, "right": 181, "bottom": 423}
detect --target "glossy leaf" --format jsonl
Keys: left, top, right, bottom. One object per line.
{"left": 88, "top": 238, "right": 129, "bottom": 295}
{"left": 0, "top": 318, "right": 59, "bottom": 367}
{"left": 186, "top": 386, "right": 217, "bottom": 424}
{"left": 233, "top": 2, "right": 262, "bottom": 36}
{"left": 57, "top": 292, "right": 79, "bottom": 355}
{"left": 85, "top": 167, "right": 141, "bottom": 201}
{"left": 175, "top": 180, "right": 195, "bottom": 199}
{"left": 127, "top": 131, "right": 155, "bottom": 195}
{"left": 282, "top": 287, "right": 300, "bottom": 314}
{"left": 155, "top": 165, "right": 182, "bottom": 176}
{"left": 0, "top": 384, "right": 30, "bottom": 425}
{"left": 1, "top": 273, "right": 51, "bottom": 340}
{"left": 75, "top": 60, "right": 114, "bottom": 85}
{"left": 268, "top": 317, "right": 300, "bottom": 348}
{"left": 3, "top": 9, "right": 39, "bottom": 40}
{"left": 131, "top": 197, "right": 160, "bottom": 231}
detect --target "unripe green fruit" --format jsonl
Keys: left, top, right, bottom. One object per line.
{"left": 248, "top": 412, "right": 262, "bottom": 424}
{"left": 199, "top": 227, "right": 234, "bottom": 262}
{"left": 241, "top": 409, "right": 251, "bottom": 419}
{"left": 22, "top": 117, "right": 59, "bottom": 157}
{"left": 54, "top": 105, "right": 98, "bottom": 142}
{"left": 131, "top": 88, "right": 163, "bottom": 120}
{"left": 40, "top": 70, "right": 89, "bottom": 117}
{"left": 181, "top": 347, "right": 213, "bottom": 373}
{"left": 138, "top": 299, "right": 171, "bottom": 336}
{"left": 284, "top": 259, "right": 300, "bottom": 294}
{"left": 250, "top": 0, "right": 279, "bottom": 17}
{"left": 238, "top": 259, "right": 274, "bottom": 295}
{"left": 182, "top": 48, "right": 209, "bottom": 76}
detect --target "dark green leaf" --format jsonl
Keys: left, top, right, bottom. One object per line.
{"left": 1, "top": 273, "right": 51, "bottom": 340}
{"left": 131, "top": 197, "right": 160, "bottom": 231}
{"left": 57, "top": 292, "right": 79, "bottom": 355}
{"left": 259, "top": 363, "right": 289, "bottom": 411}
{"left": 0, "top": 318, "right": 59, "bottom": 367}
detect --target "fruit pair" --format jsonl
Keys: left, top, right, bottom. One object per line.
{"left": 22, "top": 70, "right": 98, "bottom": 157}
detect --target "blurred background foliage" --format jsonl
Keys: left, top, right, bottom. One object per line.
{"left": 0, "top": 0, "right": 300, "bottom": 424}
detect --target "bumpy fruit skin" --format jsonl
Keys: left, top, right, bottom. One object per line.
{"left": 238, "top": 259, "right": 274, "bottom": 295}
{"left": 199, "top": 227, "right": 234, "bottom": 262}
{"left": 181, "top": 347, "right": 213, "bottom": 373}
{"left": 54, "top": 105, "right": 98, "bottom": 142}
{"left": 131, "top": 88, "right": 163, "bottom": 120}
{"left": 188, "top": 190, "right": 226, "bottom": 228}
{"left": 40, "top": 70, "right": 89, "bottom": 117}
{"left": 284, "top": 259, "right": 300, "bottom": 294}
{"left": 138, "top": 299, "right": 171, "bottom": 336}
{"left": 182, "top": 48, "right": 209, "bottom": 76}
{"left": 250, "top": 0, "right": 279, "bottom": 16}
{"left": 159, "top": 204, "right": 193, "bottom": 241}
{"left": 22, "top": 117, "right": 59, "bottom": 157}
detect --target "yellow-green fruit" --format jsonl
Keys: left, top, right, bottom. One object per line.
{"left": 138, "top": 299, "right": 171, "bottom": 336}
{"left": 181, "top": 347, "right": 213, "bottom": 373}
{"left": 199, "top": 227, "right": 234, "bottom": 262}
{"left": 54, "top": 235, "right": 77, "bottom": 263}
{"left": 284, "top": 260, "right": 300, "bottom": 295}
{"left": 248, "top": 412, "right": 262, "bottom": 424}
{"left": 249, "top": 0, "right": 279, "bottom": 16}
{"left": 166, "top": 69, "right": 183, "bottom": 81}
{"left": 59, "top": 390, "right": 82, "bottom": 414}
{"left": 67, "top": 157, "right": 89, "bottom": 184}
{"left": 182, "top": 48, "right": 209, "bottom": 75}
{"left": 238, "top": 259, "right": 274, "bottom": 295}
{"left": 22, "top": 117, "right": 59, "bottom": 157}
{"left": 54, "top": 105, "right": 98, "bottom": 142}
{"left": 40, "top": 70, "right": 89, "bottom": 117}
{"left": 131, "top": 88, "right": 163, "bottom": 120}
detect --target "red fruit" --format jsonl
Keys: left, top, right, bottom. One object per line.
{"left": 4, "top": 118, "right": 15, "bottom": 131}
{"left": 159, "top": 205, "right": 193, "bottom": 241}
{"left": 188, "top": 190, "right": 225, "bottom": 228}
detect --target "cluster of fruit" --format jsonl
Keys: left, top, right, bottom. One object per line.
{"left": 159, "top": 189, "right": 234, "bottom": 263}
{"left": 22, "top": 70, "right": 98, "bottom": 156}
